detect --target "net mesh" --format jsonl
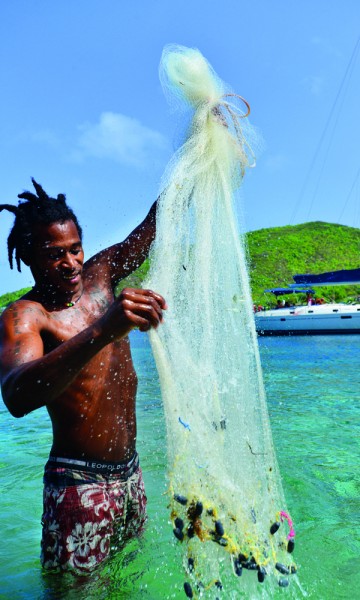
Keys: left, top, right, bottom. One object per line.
{"left": 144, "top": 44, "right": 299, "bottom": 598}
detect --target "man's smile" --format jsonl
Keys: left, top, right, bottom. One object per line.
{"left": 61, "top": 272, "right": 81, "bottom": 281}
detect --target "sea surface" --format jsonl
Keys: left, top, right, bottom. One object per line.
{"left": 0, "top": 332, "right": 359, "bottom": 599}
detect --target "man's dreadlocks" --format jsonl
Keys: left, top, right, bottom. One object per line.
{"left": 0, "top": 179, "right": 83, "bottom": 272}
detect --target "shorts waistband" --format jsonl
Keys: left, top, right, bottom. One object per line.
{"left": 47, "top": 452, "right": 139, "bottom": 476}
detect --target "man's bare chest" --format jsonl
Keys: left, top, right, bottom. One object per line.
{"left": 42, "top": 291, "right": 112, "bottom": 348}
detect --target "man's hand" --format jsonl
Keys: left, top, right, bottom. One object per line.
{"left": 101, "top": 288, "right": 167, "bottom": 339}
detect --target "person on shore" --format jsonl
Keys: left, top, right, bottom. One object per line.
{"left": 0, "top": 179, "right": 166, "bottom": 573}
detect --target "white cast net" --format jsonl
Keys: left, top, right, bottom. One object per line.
{"left": 144, "top": 45, "right": 299, "bottom": 598}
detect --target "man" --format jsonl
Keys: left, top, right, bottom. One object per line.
{"left": 0, "top": 179, "right": 166, "bottom": 573}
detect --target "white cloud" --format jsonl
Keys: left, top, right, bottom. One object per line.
{"left": 300, "top": 74, "right": 324, "bottom": 96}
{"left": 309, "top": 75, "right": 324, "bottom": 96}
{"left": 311, "top": 36, "right": 342, "bottom": 58}
{"left": 72, "top": 111, "right": 168, "bottom": 167}
{"left": 264, "top": 153, "right": 289, "bottom": 172}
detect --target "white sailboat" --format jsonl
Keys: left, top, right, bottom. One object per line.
{"left": 255, "top": 269, "right": 360, "bottom": 335}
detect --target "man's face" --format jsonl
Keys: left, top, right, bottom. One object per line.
{"left": 29, "top": 220, "right": 84, "bottom": 295}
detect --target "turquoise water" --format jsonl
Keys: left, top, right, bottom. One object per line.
{"left": 0, "top": 332, "right": 359, "bottom": 599}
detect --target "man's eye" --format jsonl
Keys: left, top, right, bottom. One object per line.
{"left": 71, "top": 249, "right": 81, "bottom": 255}
{"left": 48, "top": 252, "right": 62, "bottom": 260}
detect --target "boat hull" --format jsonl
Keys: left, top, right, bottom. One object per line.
{"left": 255, "top": 304, "right": 360, "bottom": 336}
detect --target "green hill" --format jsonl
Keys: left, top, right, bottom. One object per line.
{"left": 1, "top": 221, "right": 360, "bottom": 309}
{"left": 247, "top": 221, "right": 360, "bottom": 305}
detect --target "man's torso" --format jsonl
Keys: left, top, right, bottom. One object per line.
{"left": 18, "top": 267, "right": 138, "bottom": 462}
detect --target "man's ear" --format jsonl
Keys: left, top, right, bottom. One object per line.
{"left": 21, "top": 255, "right": 30, "bottom": 267}
{"left": 19, "top": 237, "right": 33, "bottom": 267}
{"left": 18, "top": 247, "right": 31, "bottom": 267}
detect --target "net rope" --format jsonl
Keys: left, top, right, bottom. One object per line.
{"left": 144, "top": 44, "right": 300, "bottom": 598}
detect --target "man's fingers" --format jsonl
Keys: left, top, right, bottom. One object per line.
{"left": 122, "top": 299, "right": 163, "bottom": 328}
{"left": 128, "top": 301, "right": 162, "bottom": 325}
{"left": 118, "top": 288, "right": 167, "bottom": 332}
{"left": 123, "top": 310, "right": 152, "bottom": 332}
{"left": 142, "top": 289, "right": 168, "bottom": 310}
{"left": 122, "top": 288, "right": 167, "bottom": 311}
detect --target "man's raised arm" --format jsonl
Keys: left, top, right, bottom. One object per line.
{"left": 87, "top": 200, "right": 158, "bottom": 286}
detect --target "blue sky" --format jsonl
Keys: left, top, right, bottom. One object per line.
{"left": 0, "top": 1, "right": 359, "bottom": 294}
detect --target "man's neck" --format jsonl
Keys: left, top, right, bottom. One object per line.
{"left": 31, "top": 283, "right": 84, "bottom": 310}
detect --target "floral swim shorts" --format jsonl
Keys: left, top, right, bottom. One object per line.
{"left": 40, "top": 453, "right": 147, "bottom": 573}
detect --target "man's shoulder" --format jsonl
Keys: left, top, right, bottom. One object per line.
{"left": 83, "top": 255, "right": 114, "bottom": 292}
{"left": 1, "top": 297, "right": 47, "bottom": 324}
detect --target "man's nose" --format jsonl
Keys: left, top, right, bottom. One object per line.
{"left": 62, "top": 253, "right": 77, "bottom": 269}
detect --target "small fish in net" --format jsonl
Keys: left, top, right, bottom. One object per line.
{"left": 144, "top": 44, "right": 302, "bottom": 598}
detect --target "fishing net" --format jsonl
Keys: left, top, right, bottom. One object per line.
{"left": 144, "top": 45, "right": 299, "bottom": 598}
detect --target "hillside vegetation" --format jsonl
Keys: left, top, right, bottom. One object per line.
{"left": 1, "top": 221, "right": 360, "bottom": 309}
{"left": 247, "top": 221, "right": 360, "bottom": 305}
